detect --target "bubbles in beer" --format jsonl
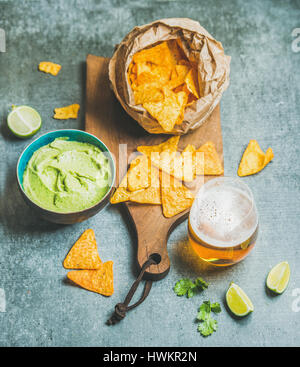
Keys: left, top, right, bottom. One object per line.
{"left": 190, "top": 179, "right": 258, "bottom": 247}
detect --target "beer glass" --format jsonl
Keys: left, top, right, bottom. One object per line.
{"left": 188, "top": 177, "right": 258, "bottom": 266}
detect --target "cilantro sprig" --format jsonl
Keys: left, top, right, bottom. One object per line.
{"left": 196, "top": 301, "right": 221, "bottom": 337}
{"left": 173, "top": 277, "right": 221, "bottom": 337}
{"left": 174, "top": 277, "right": 209, "bottom": 298}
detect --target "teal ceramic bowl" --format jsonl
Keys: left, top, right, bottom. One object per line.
{"left": 17, "top": 129, "right": 116, "bottom": 224}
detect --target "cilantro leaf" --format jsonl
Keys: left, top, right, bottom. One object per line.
{"left": 187, "top": 286, "right": 197, "bottom": 298}
{"left": 194, "top": 277, "right": 209, "bottom": 291}
{"left": 197, "top": 301, "right": 211, "bottom": 321}
{"left": 174, "top": 277, "right": 209, "bottom": 298}
{"left": 174, "top": 278, "right": 195, "bottom": 297}
{"left": 197, "top": 315, "right": 218, "bottom": 337}
{"left": 197, "top": 301, "right": 221, "bottom": 337}
{"left": 211, "top": 302, "right": 222, "bottom": 313}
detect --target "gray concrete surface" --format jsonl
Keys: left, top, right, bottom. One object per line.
{"left": 0, "top": 0, "right": 299, "bottom": 347}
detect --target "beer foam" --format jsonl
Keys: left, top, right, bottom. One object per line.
{"left": 190, "top": 184, "right": 258, "bottom": 247}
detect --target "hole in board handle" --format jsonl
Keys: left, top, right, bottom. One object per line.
{"left": 149, "top": 253, "right": 161, "bottom": 265}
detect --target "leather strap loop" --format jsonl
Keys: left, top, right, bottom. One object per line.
{"left": 106, "top": 258, "right": 156, "bottom": 325}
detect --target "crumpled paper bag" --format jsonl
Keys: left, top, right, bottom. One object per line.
{"left": 109, "top": 18, "right": 231, "bottom": 135}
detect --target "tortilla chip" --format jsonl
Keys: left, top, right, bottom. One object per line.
{"left": 168, "top": 64, "right": 190, "bottom": 90}
{"left": 196, "top": 141, "right": 223, "bottom": 175}
{"left": 127, "top": 155, "right": 150, "bottom": 192}
{"left": 131, "top": 63, "right": 137, "bottom": 74}
{"left": 63, "top": 229, "right": 102, "bottom": 270}
{"left": 137, "top": 65, "right": 172, "bottom": 86}
{"left": 67, "top": 261, "right": 114, "bottom": 296}
{"left": 110, "top": 174, "right": 130, "bottom": 204}
{"left": 39, "top": 61, "right": 61, "bottom": 76}
{"left": 185, "top": 67, "right": 199, "bottom": 99}
{"left": 186, "top": 93, "right": 198, "bottom": 106}
{"left": 138, "top": 136, "right": 186, "bottom": 179}
{"left": 177, "top": 59, "right": 192, "bottom": 67}
{"left": 110, "top": 156, "right": 161, "bottom": 204}
{"left": 137, "top": 136, "right": 180, "bottom": 158}
{"left": 238, "top": 140, "right": 274, "bottom": 177}
{"left": 182, "top": 144, "right": 196, "bottom": 181}
{"left": 154, "top": 144, "right": 195, "bottom": 183}
{"left": 143, "top": 88, "right": 188, "bottom": 131}
{"left": 161, "top": 172, "right": 194, "bottom": 218}
{"left": 128, "top": 72, "right": 136, "bottom": 87}
{"left": 193, "top": 150, "right": 205, "bottom": 176}
{"left": 130, "top": 187, "right": 161, "bottom": 204}
{"left": 132, "top": 41, "right": 177, "bottom": 67}
{"left": 159, "top": 151, "right": 183, "bottom": 180}
{"left": 264, "top": 147, "right": 274, "bottom": 166}
{"left": 133, "top": 83, "right": 164, "bottom": 105}
{"left": 135, "top": 61, "right": 152, "bottom": 76}
{"left": 91, "top": 261, "right": 114, "bottom": 296}
{"left": 173, "top": 84, "right": 196, "bottom": 107}
{"left": 130, "top": 166, "right": 161, "bottom": 204}
{"left": 128, "top": 40, "right": 200, "bottom": 131}
{"left": 53, "top": 104, "right": 80, "bottom": 119}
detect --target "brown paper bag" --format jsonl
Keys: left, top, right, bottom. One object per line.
{"left": 109, "top": 18, "right": 230, "bottom": 135}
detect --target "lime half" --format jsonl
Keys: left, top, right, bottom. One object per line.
{"left": 7, "top": 105, "right": 42, "bottom": 139}
{"left": 267, "top": 261, "right": 290, "bottom": 294}
{"left": 226, "top": 282, "right": 254, "bottom": 317}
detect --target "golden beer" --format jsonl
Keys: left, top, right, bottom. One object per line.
{"left": 188, "top": 177, "right": 258, "bottom": 266}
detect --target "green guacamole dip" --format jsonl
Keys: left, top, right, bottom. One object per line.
{"left": 23, "top": 137, "right": 111, "bottom": 212}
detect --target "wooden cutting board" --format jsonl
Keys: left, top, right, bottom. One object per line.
{"left": 85, "top": 54, "right": 223, "bottom": 280}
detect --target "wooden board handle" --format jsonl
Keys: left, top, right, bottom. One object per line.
{"left": 136, "top": 224, "right": 170, "bottom": 280}
{"left": 131, "top": 206, "right": 190, "bottom": 280}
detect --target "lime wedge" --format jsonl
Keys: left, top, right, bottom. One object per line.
{"left": 267, "top": 261, "right": 290, "bottom": 294}
{"left": 7, "top": 105, "right": 42, "bottom": 139}
{"left": 226, "top": 282, "right": 254, "bottom": 317}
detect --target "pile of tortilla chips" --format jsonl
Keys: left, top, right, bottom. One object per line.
{"left": 64, "top": 229, "right": 114, "bottom": 296}
{"left": 238, "top": 140, "right": 274, "bottom": 177}
{"left": 110, "top": 136, "right": 223, "bottom": 218}
{"left": 128, "top": 40, "right": 200, "bottom": 132}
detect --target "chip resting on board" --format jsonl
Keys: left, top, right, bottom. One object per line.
{"left": 110, "top": 174, "right": 131, "bottom": 204}
{"left": 53, "top": 104, "right": 80, "bottom": 119}
{"left": 181, "top": 144, "right": 197, "bottom": 181}
{"left": 129, "top": 165, "right": 161, "bottom": 204}
{"left": 38, "top": 61, "right": 61, "bottom": 76}
{"left": 127, "top": 155, "right": 150, "bottom": 192}
{"left": 110, "top": 156, "right": 161, "bottom": 205}
{"left": 110, "top": 156, "right": 146, "bottom": 204}
{"left": 63, "top": 229, "right": 102, "bottom": 269}
{"left": 67, "top": 261, "right": 114, "bottom": 296}
{"left": 110, "top": 137, "right": 223, "bottom": 216}
{"left": 137, "top": 136, "right": 180, "bottom": 162}
{"left": 238, "top": 140, "right": 274, "bottom": 177}
{"left": 195, "top": 141, "right": 224, "bottom": 175}
{"left": 161, "top": 172, "right": 194, "bottom": 218}
{"left": 155, "top": 144, "right": 196, "bottom": 182}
